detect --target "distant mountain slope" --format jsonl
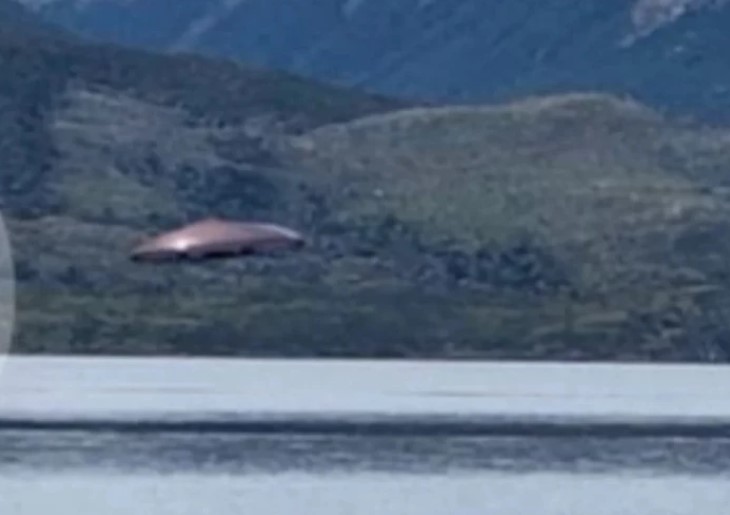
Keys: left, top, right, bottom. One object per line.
{"left": 0, "top": 0, "right": 68, "bottom": 38}
{"left": 4, "top": 2, "right": 730, "bottom": 360}
{"left": 18, "top": 0, "right": 730, "bottom": 121}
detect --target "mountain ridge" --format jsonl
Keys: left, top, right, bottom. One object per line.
{"left": 16, "top": 0, "right": 730, "bottom": 122}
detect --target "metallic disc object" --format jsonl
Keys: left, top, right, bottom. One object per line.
{"left": 130, "top": 218, "right": 305, "bottom": 263}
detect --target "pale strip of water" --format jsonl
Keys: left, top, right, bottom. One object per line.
{"left": 2, "top": 472, "right": 730, "bottom": 515}
{"left": 0, "top": 357, "right": 729, "bottom": 422}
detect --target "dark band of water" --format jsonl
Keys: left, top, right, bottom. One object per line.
{"left": 2, "top": 415, "right": 730, "bottom": 438}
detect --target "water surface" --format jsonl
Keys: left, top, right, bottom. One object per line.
{"left": 0, "top": 357, "right": 728, "bottom": 514}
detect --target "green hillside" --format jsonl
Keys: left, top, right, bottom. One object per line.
{"left": 3, "top": 7, "right": 730, "bottom": 361}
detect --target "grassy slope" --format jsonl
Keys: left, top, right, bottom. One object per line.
{"left": 273, "top": 93, "right": 730, "bottom": 360}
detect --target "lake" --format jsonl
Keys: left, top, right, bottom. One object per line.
{"left": 0, "top": 356, "right": 729, "bottom": 514}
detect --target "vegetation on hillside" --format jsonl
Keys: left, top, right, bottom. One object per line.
{"left": 3, "top": 5, "right": 730, "bottom": 361}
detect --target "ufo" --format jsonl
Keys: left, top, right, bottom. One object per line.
{"left": 130, "top": 218, "right": 305, "bottom": 263}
